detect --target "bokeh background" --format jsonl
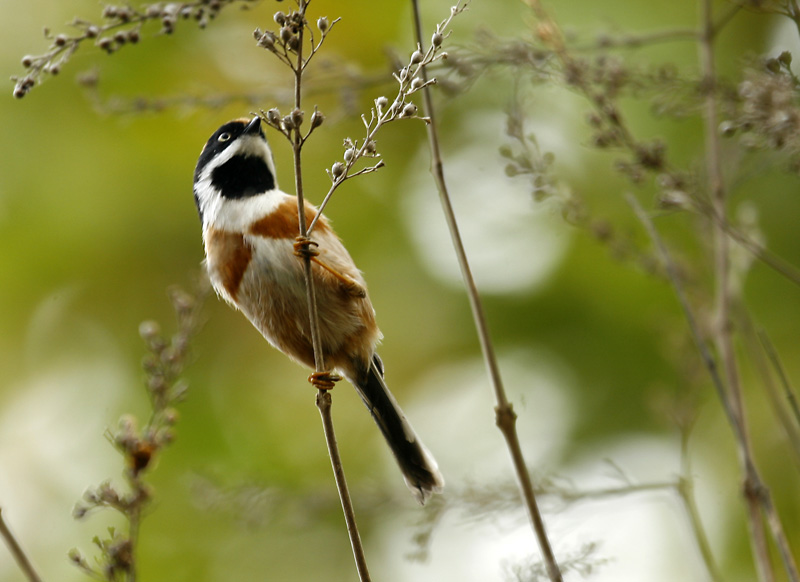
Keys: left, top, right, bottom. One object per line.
{"left": 1, "top": 0, "right": 799, "bottom": 580}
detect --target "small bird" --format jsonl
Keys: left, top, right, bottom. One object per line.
{"left": 193, "top": 116, "right": 444, "bottom": 503}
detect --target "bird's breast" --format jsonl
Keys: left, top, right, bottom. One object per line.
{"left": 205, "top": 228, "right": 252, "bottom": 303}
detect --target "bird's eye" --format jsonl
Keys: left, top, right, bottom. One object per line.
{"left": 218, "top": 132, "right": 232, "bottom": 143}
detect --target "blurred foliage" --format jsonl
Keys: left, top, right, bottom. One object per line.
{"left": 2, "top": 0, "right": 800, "bottom": 581}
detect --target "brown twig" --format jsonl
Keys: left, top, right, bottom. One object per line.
{"left": 276, "top": 3, "right": 370, "bottom": 579}
{"left": 0, "top": 507, "right": 43, "bottom": 582}
{"left": 698, "top": 2, "right": 775, "bottom": 578}
{"left": 410, "top": 1, "right": 562, "bottom": 580}
{"left": 315, "top": 391, "right": 371, "bottom": 581}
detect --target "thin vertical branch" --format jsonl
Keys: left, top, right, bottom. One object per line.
{"left": 698, "top": 2, "right": 773, "bottom": 579}
{"left": 286, "top": 3, "right": 370, "bottom": 580}
{"left": 757, "top": 330, "right": 800, "bottom": 435}
{"left": 677, "top": 429, "right": 723, "bottom": 582}
{"left": 290, "top": 8, "right": 326, "bottom": 376}
{"left": 316, "top": 391, "right": 371, "bottom": 581}
{"left": 0, "top": 508, "right": 43, "bottom": 582}
{"left": 626, "top": 193, "right": 799, "bottom": 582}
{"left": 410, "top": 2, "right": 562, "bottom": 580}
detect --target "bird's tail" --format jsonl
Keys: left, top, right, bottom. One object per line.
{"left": 353, "top": 355, "right": 444, "bottom": 504}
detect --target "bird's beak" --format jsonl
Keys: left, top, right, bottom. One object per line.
{"left": 244, "top": 116, "right": 262, "bottom": 135}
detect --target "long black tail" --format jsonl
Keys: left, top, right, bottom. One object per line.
{"left": 353, "top": 355, "right": 444, "bottom": 504}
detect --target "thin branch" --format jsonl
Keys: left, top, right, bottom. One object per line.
{"left": 12, "top": 0, "right": 260, "bottom": 98}
{"left": 305, "top": 8, "right": 460, "bottom": 236}
{"left": 626, "top": 193, "right": 799, "bottom": 582}
{"left": 742, "top": 321, "right": 800, "bottom": 470}
{"left": 0, "top": 508, "right": 43, "bottom": 582}
{"left": 316, "top": 391, "right": 371, "bottom": 581}
{"left": 410, "top": 1, "right": 562, "bottom": 581}
{"left": 279, "top": 3, "right": 370, "bottom": 579}
{"left": 678, "top": 428, "right": 724, "bottom": 582}
{"left": 698, "top": 0, "right": 774, "bottom": 577}
{"left": 758, "top": 330, "right": 800, "bottom": 432}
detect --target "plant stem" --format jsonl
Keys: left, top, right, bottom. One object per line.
{"left": 316, "top": 391, "right": 371, "bottom": 581}
{"left": 291, "top": 9, "right": 325, "bottom": 374}
{"left": 410, "top": 2, "right": 562, "bottom": 580}
{"left": 698, "top": 2, "right": 774, "bottom": 579}
{"left": 289, "top": 4, "right": 369, "bottom": 580}
{"left": 626, "top": 193, "right": 799, "bottom": 582}
{"left": 0, "top": 508, "right": 42, "bottom": 582}
{"left": 678, "top": 428, "right": 723, "bottom": 582}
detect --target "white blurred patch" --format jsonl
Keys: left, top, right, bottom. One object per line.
{"left": 402, "top": 349, "right": 576, "bottom": 484}
{"left": 401, "top": 111, "right": 572, "bottom": 294}
{"left": 370, "top": 346, "right": 726, "bottom": 582}
{"left": 0, "top": 290, "right": 130, "bottom": 581}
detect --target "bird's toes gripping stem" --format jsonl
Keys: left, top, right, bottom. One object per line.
{"left": 308, "top": 370, "right": 342, "bottom": 391}
{"left": 294, "top": 236, "right": 320, "bottom": 259}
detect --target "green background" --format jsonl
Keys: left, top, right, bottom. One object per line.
{"left": 1, "top": 0, "right": 799, "bottom": 580}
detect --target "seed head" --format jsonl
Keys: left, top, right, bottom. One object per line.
{"left": 290, "top": 108, "right": 304, "bottom": 128}
{"left": 266, "top": 108, "right": 281, "bottom": 125}
{"left": 310, "top": 109, "right": 325, "bottom": 129}
{"left": 98, "top": 37, "right": 115, "bottom": 52}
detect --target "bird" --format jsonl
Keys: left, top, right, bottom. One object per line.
{"left": 192, "top": 116, "right": 444, "bottom": 504}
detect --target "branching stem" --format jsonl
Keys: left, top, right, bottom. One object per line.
{"left": 626, "top": 193, "right": 799, "bottom": 582}
{"left": 282, "top": 3, "right": 370, "bottom": 580}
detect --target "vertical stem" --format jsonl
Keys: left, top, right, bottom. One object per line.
{"left": 291, "top": 9, "right": 325, "bottom": 374}
{"left": 678, "top": 430, "right": 723, "bottom": 582}
{"left": 410, "top": 2, "right": 562, "bottom": 580}
{"left": 0, "top": 508, "right": 42, "bottom": 582}
{"left": 626, "top": 192, "right": 799, "bottom": 582}
{"left": 698, "top": 3, "right": 774, "bottom": 580}
{"left": 316, "top": 392, "right": 371, "bottom": 582}
{"left": 289, "top": 4, "right": 369, "bottom": 580}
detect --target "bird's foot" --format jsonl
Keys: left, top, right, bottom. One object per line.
{"left": 309, "top": 370, "right": 342, "bottom": 390}
{"left": 293, "top": 236, "right": 320, "bottom": 259}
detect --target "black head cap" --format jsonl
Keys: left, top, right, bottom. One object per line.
{"left": 193, "top": 117, "right": 276, "bottom": 214}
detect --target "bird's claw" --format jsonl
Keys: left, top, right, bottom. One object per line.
{"left": 294, "top": 236, "right": 320, "bottom": 259}
{"left": 309, "top": 370, "right": 342, "bottom": 390}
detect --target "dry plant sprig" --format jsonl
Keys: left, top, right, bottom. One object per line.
{"left": 68, "top": 285, "right": 206, "bottom": 582}
{"left": 503, "top": 543, "right": 608, "bottom": 582}
{"left": 251, "top": 2, "right": 366, "bottom": 580}
{"left": 12, "top": 0, "right": 260, "bottom": 98}
{"left": 408, "top": 438, "right": 721, "bottom": 581}
{"left": 0, "top": 507, "right": 43, "bottom": 582}
{"left": 248, "top": 4, "right": 465, "bottom": 579}
{"left": 303, "top": 2, "right": 466, "bottom": 234}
